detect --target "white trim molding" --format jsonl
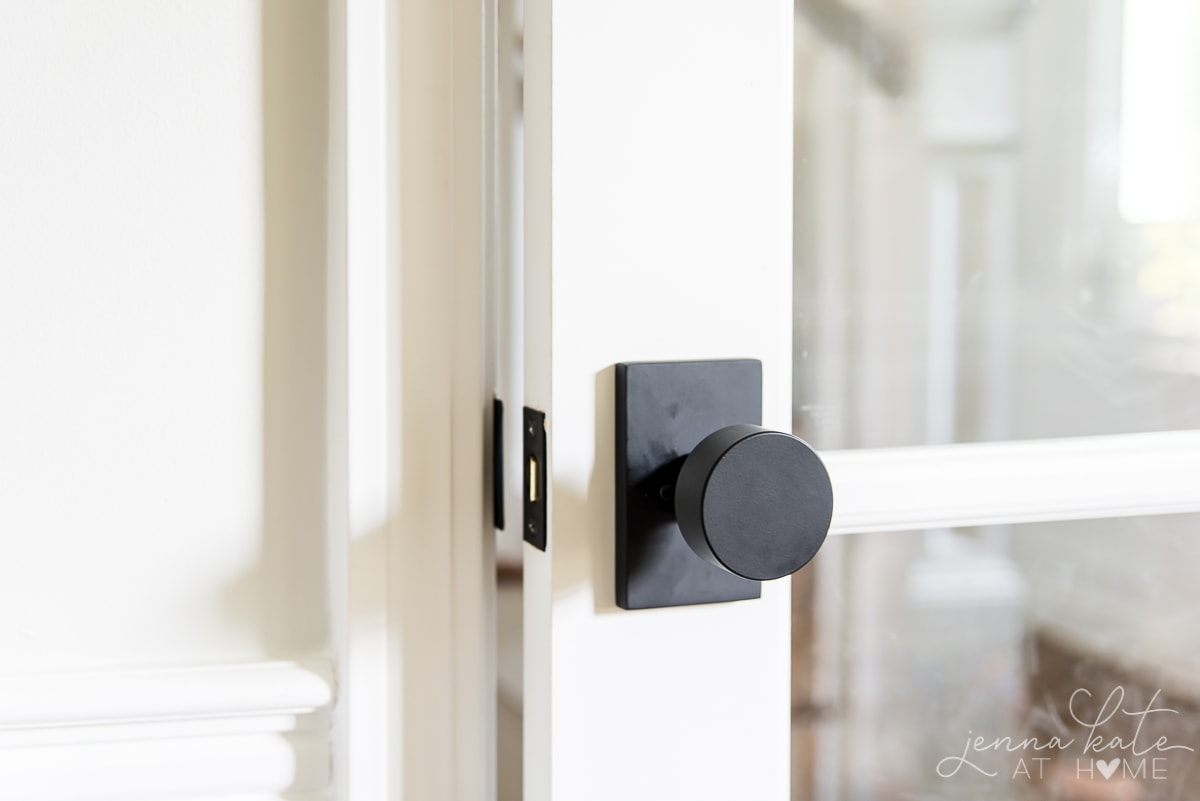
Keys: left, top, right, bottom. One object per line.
{"left": 0, "top": 734, "right": 330, "bottom": 801}
{"left": 825, "top": 430, "right": 1200, "bottom": 534}
{"left": 0, "top": 660, "right": 334, "bottom": 801}
{"left": 0, "top": 660, "right": 334, "bottom": 731}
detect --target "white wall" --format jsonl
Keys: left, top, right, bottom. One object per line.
{"left": 0, "top": 3, "right": 335, "bottom": 796}
{"left": 0, "top": 0, "right": 331, "bottom": 673}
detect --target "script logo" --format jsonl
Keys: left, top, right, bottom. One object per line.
{"left": 936, "top": 687, "right": 1194, "bottom": 782}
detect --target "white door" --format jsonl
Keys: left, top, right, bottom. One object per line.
{"left": 0, "top": 2, "right": 496, "bottom": 800}
{"left": 514, "top": 1, "right": 1200, "bottom": 800}
{"left": 516, "top": 2, "right": 810, "bottom": 799}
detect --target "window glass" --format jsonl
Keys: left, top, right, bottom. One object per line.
{"left": 792, "top": 0, "right": 1200, "bottom": 448}
{"left": 795, "top": 514, "right": 1200, "bottom": 799}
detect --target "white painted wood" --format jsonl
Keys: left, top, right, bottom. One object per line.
{"left": 522, "top": 5, "right": 553, "bottom": 797}
{"left": 0, "top": 715, "right": 324, "bottom": 750}
{"left": 522, "top": 1, "right": 794, "bottom": 799}
{"left": 393, "top": 3, "right": 457, "bottom": 794}
{"left": 825, "top": 430, "right": 1200, "bottom": 534}
{"left": 337, "top": 0, "right": 397, "bottom": 799}
{"left": 495, "top": 0, "right": 528, "bottom": 570}
{"left": 165, "top": 796, "right": 325, "bottom": 801}
{"left": 451, "top": 0, "right": 498, "bottom": 797}
{"left": 341, "top": 1, "right": 501, "bottom": 796}
{"left": 0, "top": 661, "right": 333, "bottom": 730}
{"left": 0, "top": 660, "right": 333, "bottom": 798}
{"left": 167, "top": 797, "right": 325, "bottom": 801}
{"left": 166, "top": 797, "right": 325, "bottom": 801}
{"left": 0, "top": 733, "right": 330, "bottom": 801}
{"left": 392, "top": 0, "right": 496, "bottom": 798}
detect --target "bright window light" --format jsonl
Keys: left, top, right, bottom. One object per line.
{"left": 1119, "top": 0, "right": 1200, "bottom": 224}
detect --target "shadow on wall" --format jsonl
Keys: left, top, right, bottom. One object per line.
{"left": 220, "top": 0, "right": 332, "bottom": 658}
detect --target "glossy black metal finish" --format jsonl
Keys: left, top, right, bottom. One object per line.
{"left": 675, "top": 425, "right": 832, "bottom": 581}
{"left": 615, "top": 360, "right": 762, "bottom": 609}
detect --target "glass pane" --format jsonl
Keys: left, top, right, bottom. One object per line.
{"left": 792, "top": 0, "right": 1200, "bottom": 449}
{"left": 794, "top": 514, "right": 1200, "bottom": 800}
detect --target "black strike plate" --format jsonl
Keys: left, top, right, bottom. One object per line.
{"left": 523, "top": 407, "right": 547, "bottom": 551}
{"left": 616, "top": 359, "right": 762, "bottom": 609}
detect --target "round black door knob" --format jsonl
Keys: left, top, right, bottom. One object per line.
{"left": 674, "top": 424, "right": 833, "bottom": 581}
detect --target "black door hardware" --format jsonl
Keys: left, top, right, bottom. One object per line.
{"left": 523, "top": 406, "right": 548, "bottom": 551}
{"left": 493, "top": 397, "right": 505, "bottom": 530}
{"left": 615, "top": 360, "right": 833, "bottom": 609}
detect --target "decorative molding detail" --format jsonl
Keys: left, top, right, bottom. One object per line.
{"left": 0, "top": 660, "right": 334, "bottom": 801}
{"left": 0, "top": 660, "right": 334, "bottom": 730}
{"left": 0, "top": 733, "right": 330, "bottom": 801}
{"left": 825, "top": 431, "right": 1200, "bottom": 534}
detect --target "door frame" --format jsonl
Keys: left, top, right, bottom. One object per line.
{"left": 341, "top": 0, "right": 496, "bottom": 797}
